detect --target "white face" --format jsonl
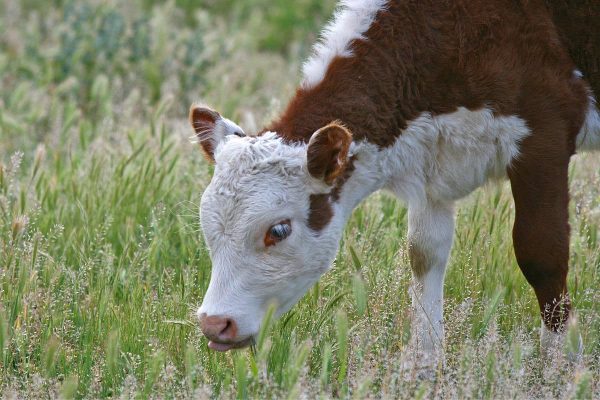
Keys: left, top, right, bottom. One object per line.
{"left": 196, "top": 133, "right": 347, "bottom": 349}
{"left": 189, "top": 105, "right": 354, "bottom": 350}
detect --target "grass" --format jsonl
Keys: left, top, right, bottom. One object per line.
{"left": 0, "top": 0, "right": 599, "bottom": 398}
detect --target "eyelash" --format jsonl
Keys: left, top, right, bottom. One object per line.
{"left": 264, "top": 220, "right": 292, "bottom": 247}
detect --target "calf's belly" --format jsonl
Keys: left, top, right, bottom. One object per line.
{"left": 386, "top": 107, "right": 531, "bottom": 205}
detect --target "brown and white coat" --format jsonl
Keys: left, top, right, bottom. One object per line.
{"left": 191, "top": 0, "right": 600, "bottom": 359}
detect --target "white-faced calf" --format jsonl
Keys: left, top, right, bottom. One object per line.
{"left": 191, "top": 0, "right": 600, "bottom": 361}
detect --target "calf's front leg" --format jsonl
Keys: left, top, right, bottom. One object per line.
{"left": 407, "top": 200, "right": 455, "bottom": 363}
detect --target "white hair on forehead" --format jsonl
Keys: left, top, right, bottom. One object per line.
{"left": 214, "top": 132, "right": 307, "bottom": 177}
{"left": 203, "top": 132, "right": 310, "bottom": 217}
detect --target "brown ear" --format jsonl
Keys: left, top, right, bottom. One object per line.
{"left": 189, "top": 105, "right": 221, "bottom": 162}
{"left": 189, "top": 104, "right": 246, "bottom": 162}
{"left": 307, "top": 122, "right": 353, "bottom": 185}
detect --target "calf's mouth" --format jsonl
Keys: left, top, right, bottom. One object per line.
{"left": 208, "top": 336, "right": 254, "bottom": 352}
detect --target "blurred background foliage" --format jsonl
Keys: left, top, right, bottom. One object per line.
{"left": 0, "top": 0, "right": 335, "bottom": 159}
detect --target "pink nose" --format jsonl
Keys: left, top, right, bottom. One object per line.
{"left": 199, "top": 313, "right": 238, "bottom": 342}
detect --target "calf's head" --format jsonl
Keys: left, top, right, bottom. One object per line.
{"left": 190, "top": 105, "right": 353, "bottom": 351}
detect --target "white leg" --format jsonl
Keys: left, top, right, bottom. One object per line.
{"left": 407, "top": 200, "right": 454, "bottom": 362}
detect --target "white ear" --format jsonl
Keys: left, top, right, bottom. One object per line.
{"left": 189, "top": 104, "right": 245, "bottom": 162}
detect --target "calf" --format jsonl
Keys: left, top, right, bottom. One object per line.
{"left": 190, "top": 0, "right": 600, "bottom": 361}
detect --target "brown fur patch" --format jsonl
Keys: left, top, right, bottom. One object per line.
{"left": 408, "top": 244, "right": 430, "bottom": 278}
{"left": 267, "top": 0, "right": 590, "bottom": 149}
{"left": 307, "top": 194, "right": 334, "bottom": 232}
{"left": 330, "top": 155, "right": 357, "bottom": 202}
{"left": 305, "top": 125, "right": 354, "bottom": 232}
{"left": 307, "top": 155, "right": 357, "bottom": 232}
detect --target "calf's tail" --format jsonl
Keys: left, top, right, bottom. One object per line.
{"left": 545, "top": 0, "right": 600, "bottom": 97}
{"left": 576, "top": 96, "right": 600, "bottom": 152}
{"left": 544, "top": 1, "right": 600, "bottom": 151}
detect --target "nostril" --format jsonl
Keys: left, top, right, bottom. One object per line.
{"left": 199, "top": 314, "right": 238, "bottom": 341}
{"left": 218, "top": 318, "right": 237, "bottom": 340}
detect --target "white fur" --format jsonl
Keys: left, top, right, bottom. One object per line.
{"left": 301, "top": 0, "right": 388, "bottom": 89}
{"left": 197, "top": 107, "right": 531, "bottom": 348}
{"left": 408, "top": 202, "right": 454, "bottom": 360}
{"left": 198, "top": 133, "right": 340, "bottom": 338}
{"left": 189, "top": 103, "right": 245, "bottom": 146}
{"left": 361, "top": 108, "right": 529, "bottom": 358}
{"left": 576, "top": 95, "right": 600, "bottom": 151}
{"left": 382, "top": 108, "right": 531, "bottom": 205}
{"left": 210, "top": 117, "right": 245, "bottom": 145}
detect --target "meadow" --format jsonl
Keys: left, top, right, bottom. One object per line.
{"left": 0, "top": 0, "right": 598, "bottom": 398}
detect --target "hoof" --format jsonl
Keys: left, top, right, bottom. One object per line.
{"left": 540, "top": 323, "right": 583, "bottom": 363}
{"left": 398, "top": 349, "right": 444, "bottom": 381}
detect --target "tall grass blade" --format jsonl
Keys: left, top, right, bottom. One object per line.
{"left": 336, "top": 310, "right": 349, "bottom": 387}
{"left": 352, "top": 274, "right": 367, "bottom": 316}
{"left": 476, "top": 288, "right": 505, "bottom": 339}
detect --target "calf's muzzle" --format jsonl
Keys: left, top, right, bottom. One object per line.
{"left": 198, "top": 313, "right": 253, "bottom": 351}
{"left": 199, "top": 313, "right": 237, "bottom": 341}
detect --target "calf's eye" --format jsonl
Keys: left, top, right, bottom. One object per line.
{"left": 264, "top": 220, "right": 292, "bottom": 247}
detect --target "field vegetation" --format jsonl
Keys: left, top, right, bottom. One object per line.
{"left": 0, "top": 0, "right": 598, "bottom": 398}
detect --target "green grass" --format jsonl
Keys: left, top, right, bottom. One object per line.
{"left": 0, "top": 0, "right": 599, "bottom": 398}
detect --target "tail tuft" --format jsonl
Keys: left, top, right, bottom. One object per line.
{"left": 576, "top": 96, "right": 600, "bottom": 152}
